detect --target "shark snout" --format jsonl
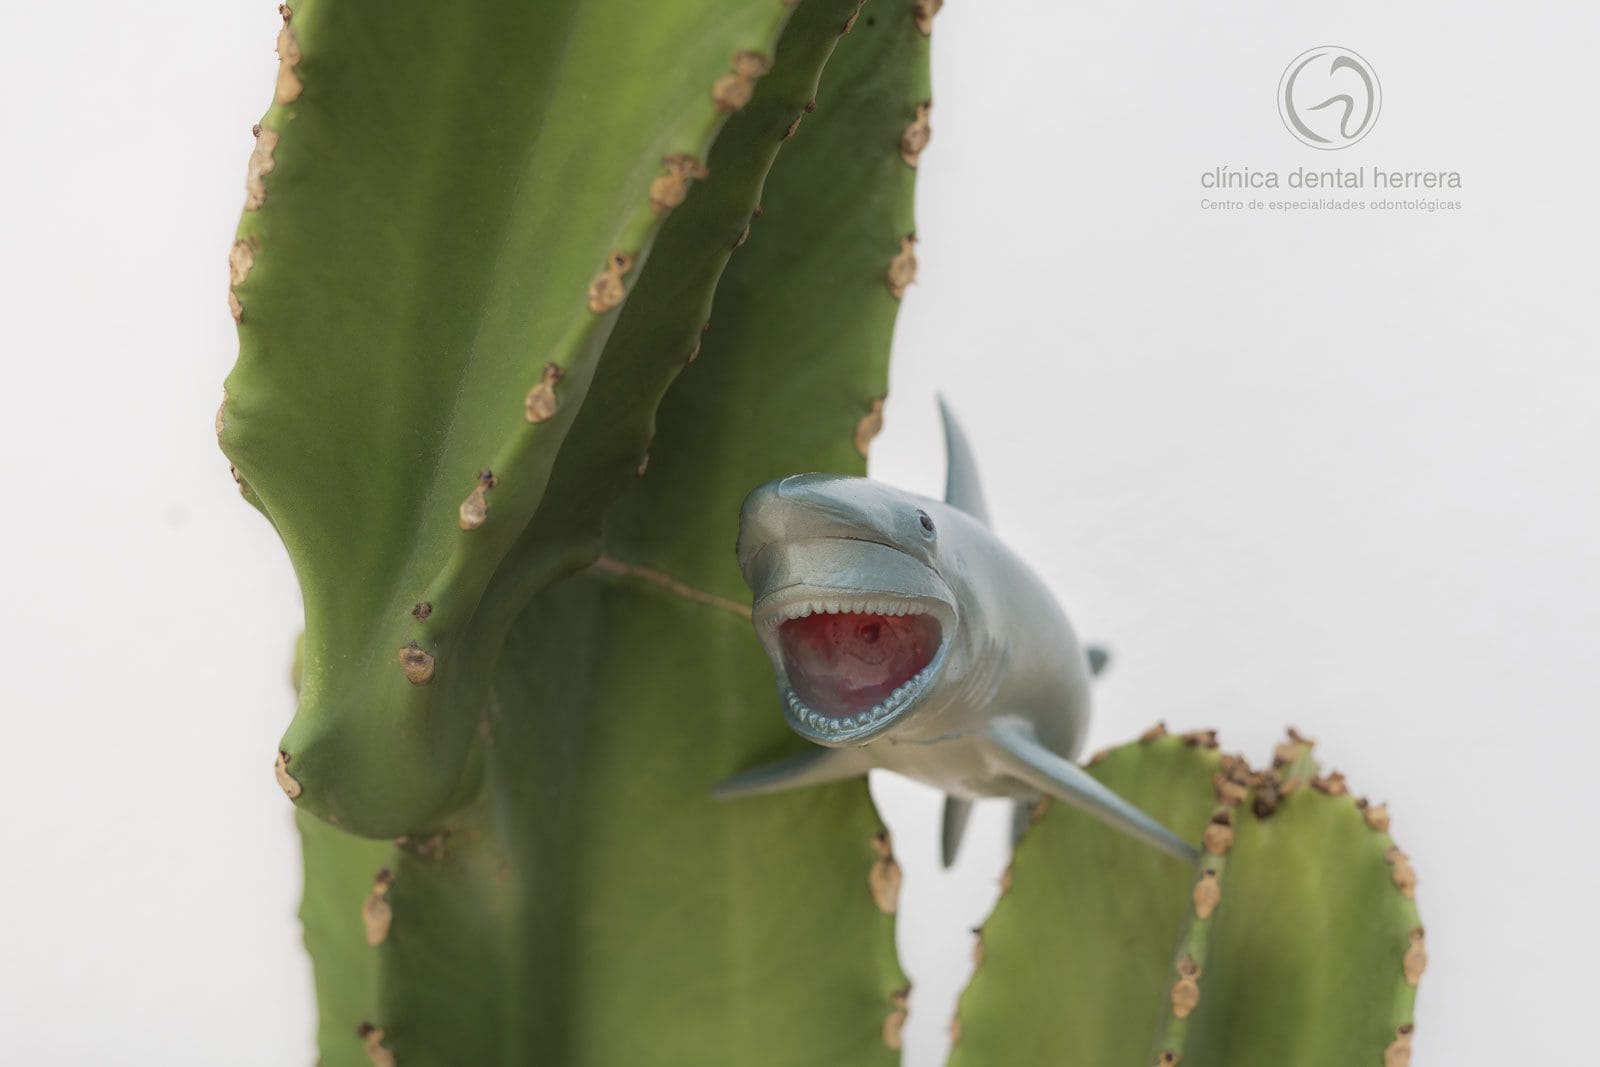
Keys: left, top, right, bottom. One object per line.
{"left": 736, "top": 474, "right": 858, "bottom": 579}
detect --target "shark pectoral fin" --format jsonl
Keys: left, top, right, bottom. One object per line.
{"left": 711, "top": 746, "right": 872, "bottom": 800}
{"left": 940, "top": 795, "right": 974, "bottom": 869}
{"left": 1086, "top": 646, "right": 1112, "bottom": 677}
{"left": 937, "top": 396, "right": 990, "bottom": 526}
{"left": 985, "top": 720, "right": 1199, "bottom": 863}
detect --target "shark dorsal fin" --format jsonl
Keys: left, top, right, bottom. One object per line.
{"left": 938, "top": 396, "right": 990, "bottom": 526}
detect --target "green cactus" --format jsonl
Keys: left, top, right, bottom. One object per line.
{"left": 227, "top": 1, "right": 1422, "bottom": 1063}
{"left": 224, "top": 0, "right": 931, "bottom": 1062}
{"left": 951, "top": 728, "right": 1425, "bottom": 1067}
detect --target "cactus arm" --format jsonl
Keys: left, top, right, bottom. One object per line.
{"left": 289, "top": 2, "right": 932, "bottom": 1063}
{"left": 987, "top": 718, "right": 1201, "bottom": 862}
{"left": 222, "top": 0, "right": 839, "bottom": 837}
{"left": 951, "top": 731, "right": 1425, "bottom": 1067}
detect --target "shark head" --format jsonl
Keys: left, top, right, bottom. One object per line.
{"left": 736, "top": 473, "right": 963, "bottom": 747}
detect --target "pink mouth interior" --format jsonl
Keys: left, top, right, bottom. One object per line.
{"left": 778, "top": 611, "right": 941, "bottom": 719}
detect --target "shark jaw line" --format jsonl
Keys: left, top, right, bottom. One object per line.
{"left": 755, "top": 590, "right": 955, "bottom": 746}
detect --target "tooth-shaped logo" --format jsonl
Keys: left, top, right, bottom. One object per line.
{"left": 1277, "top": 46, "right": 1381, "bottom": 150}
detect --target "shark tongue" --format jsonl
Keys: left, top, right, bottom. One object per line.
{"left": 778, "top": 611, "right": 940, "bottom": 719}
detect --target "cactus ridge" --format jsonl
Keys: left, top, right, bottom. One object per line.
{"left": 1149, "top": 734, "right": 1312, "bottom": 1062}
{"left": 952, "top": 729, "right": 1424, "bottom": 1067}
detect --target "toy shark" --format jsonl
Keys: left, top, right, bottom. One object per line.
{"left": 714, "top": 400, "right": 1197, "bottom": 868}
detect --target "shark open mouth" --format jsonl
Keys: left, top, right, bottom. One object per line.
{"left": 773, "top": 601, "right": 942, "bottom": 732}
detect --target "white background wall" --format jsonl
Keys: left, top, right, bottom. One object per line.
{"left": 2, "top": 1, "right": 1596, "bottom": 1064}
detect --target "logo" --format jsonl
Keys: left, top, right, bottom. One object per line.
{"left": 1277, "top": 46, "right": 1381, "bottom": 150}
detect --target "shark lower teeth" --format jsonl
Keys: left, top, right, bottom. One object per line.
{"left": 784, "top": 664, "right": 935, "bottom": 734}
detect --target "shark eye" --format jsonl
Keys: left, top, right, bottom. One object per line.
{"left": 918, "top": 511, "right": 935, "bottom": 535}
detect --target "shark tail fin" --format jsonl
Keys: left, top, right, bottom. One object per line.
{"left": 986, "top": 718, "right": 1198, "bottom": 863}
{"left": 941, "top": 795, "right": 974, "bottom": 868}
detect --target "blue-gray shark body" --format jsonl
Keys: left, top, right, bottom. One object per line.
{"left": 715, "top": 401, "right": 1197, "bottom": 867}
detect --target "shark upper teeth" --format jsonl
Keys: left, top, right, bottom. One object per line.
{"left": 767, "top": 597, "right": 925, "bottom": 628}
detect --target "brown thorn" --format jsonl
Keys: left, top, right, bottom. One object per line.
{"left": 1213, "top": 771, "right": 1248, "bottom": 807}
{"left": 361, "top": 869, "right": 394, "bottom": 946}
{"left": 854, "top": 395, "right": 886, "bottom": 457}
{"left": 1252, "top": 770, "right": 1285, "bottom": 818}
{"left": 868, "top": 831, "right": 901, "bottom": 913}
{"left": 524, "top": 361, "right": 565, "bottom": 423}
{"left": 228, "top": 240, "right": 255, "bottom": 287}
{"left": 1384, "top": 1023, "right": 1414, "bottom": 1067}
{"left": 356, "top": 1024, "right": 396, "bottom": 1067}
{"left": 901, "top": 102, "right": 932, "bottom": 167}
{"left": 1202, "top": 810, "right": 1234, "bottom": 855}
{"left": 1384, "top": 846, "right": 1418, "bottom": 898}
{"left": 1311, "top": 769, "right": 1348, "bottom": 795}
{"left": 1170, "top": 954, "right": 1201, "bottom": 1019}
{"left": 712, "top": 50, "right": 772, "bottom": 112}
{"left": 882, "top": 987, "right": 910, "bottom": 1050}
{"left": 244, "top": 127, "right": 280, "bottom": 211}
{"left": 648, "top": 153, "right": 709, "bottom": 216}
{"left": 886, "top": 234, "right": 918, "bottom": 299}
{"left": 586, "top": 251, "right": 635, "bottom": 313}
{"left": 274, "top": 20, "right": 303, "bottom": 104}
{"left": 1139, "top": 721, "right": 1169, "bottom": 744}
{"left": 1192, "top": 867, "right": 1221, "bottom": 919}
{"left": 459, "top": 485, "right": 490, "bottom": 529}
{"left": 398, "top": 641, "right": 435, "bottom": 685}
{"left": 273, "top": 750, "right": 302, "bottom": 799}
{"left": 1403, "top": 927, "right": 1427, "bottom": 986}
